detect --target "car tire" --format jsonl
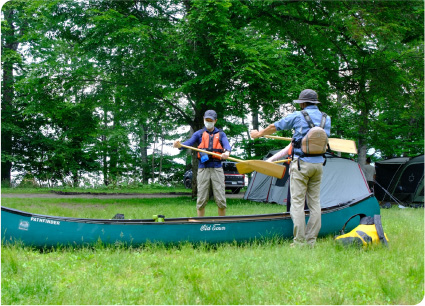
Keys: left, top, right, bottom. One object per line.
{"left": 230, "top": 187, "right": 241, "bottom": 194}
{"left": 184, "top": 178, "right": 192, "bottom": 189}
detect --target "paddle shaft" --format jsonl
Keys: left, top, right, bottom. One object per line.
{"left": 264, "top": 135, "right": 292, "bottom": 141}
{"left": 272, "top": 159, "right": 291, "bottom": 164}
{"left": 179, "top": 144, "right": 243, "bottom": 162}
{"left": 264, "top": 135, "right": 357, "bottom": 154}
{"left": 178, "top": 143, "right": 287, "bottom": 178}
{"left": 181, "top": 143, "right": 290, "bottom": 164}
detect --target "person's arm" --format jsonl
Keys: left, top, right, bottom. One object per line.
{"left": 266, "top": 144, "right": 291, "bottom": 162}
{"left": 173, "top": 130, "right": 201, "bottom": 149}
{"left": 251, "top": 113, "right": 299, "bottom": 140}
{"left": 220, "top": 132, "right": 231, "bottom": 160}
{"left": 250, "top": 124, "right": 277, "bottom": 139}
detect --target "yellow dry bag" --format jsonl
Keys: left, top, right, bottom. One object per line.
{"left": 335, "top": 214, "right": 389, "bottom": 248}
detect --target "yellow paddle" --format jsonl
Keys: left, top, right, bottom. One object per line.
{"left": 272, "top": 159, "right": 291, "bottom": 164}
{"left": 179, "top": 144, "right": 286, "bottom": 179}
{"left": 264, "top": 135, "right": 357, "bottom": 154}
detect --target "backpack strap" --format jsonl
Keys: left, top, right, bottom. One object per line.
{"left": 301, "top": 110, "right": 316, "bottom": 128}
{"left": 294, "top": 111, "right": 314, "bottom": 168}
{"left": 373, "top": 215, "right": 389, "bottom": 246}
{"left": 299, "top": 111, "right": 329, "bottom": 165}
{"left": 338, "top": 213, "right": 367, "bottom": 235}
{"left": 321, "top": 113, "right": 330, "bottom": 154}
{"left": 320, "top": 112, "right": 327, "bottom": 128}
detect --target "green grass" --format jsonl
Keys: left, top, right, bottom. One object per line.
{"left": 1, "top": 196, "right": 424, "bottom": 305}
{"left": 0, "top": 197, "right": 279, "bottom": 219}
{"left": 1, "top": 185, "right": 190, "bottom": 194}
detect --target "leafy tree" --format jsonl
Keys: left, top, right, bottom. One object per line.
{"left": 246, "top": 0, "right": 424, "bottom": 162}
{"left": 1, "top": 0, "right": 422, "bottom": 189}
{"left": 1, "top": 1, "right": 27, "bottom": 185}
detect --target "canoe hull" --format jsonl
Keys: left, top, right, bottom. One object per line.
{"left": 1, "top": 195, "right": 380, "bottom": 248}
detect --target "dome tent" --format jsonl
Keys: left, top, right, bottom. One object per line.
{"left": 374, "top": 157, "right": 410, "bottom": 201}
{"left": 385, "top": 155, "right": 424, "bottom": 206}
{"left": 244, "top": 152, "right": 370, "bottom": 209}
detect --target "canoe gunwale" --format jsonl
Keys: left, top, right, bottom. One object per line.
{"left": 1, "top": 193, "right": 373, "bottom": 225}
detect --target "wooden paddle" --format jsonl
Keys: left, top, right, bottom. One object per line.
{"left": 179, "top": 144, "right": 286, "bottom": 179}
{"left": 272, "top": 159, "right": 291, "bottom": 164}
{"left": 263, "top": 135, "right": 357, "bottom": 154}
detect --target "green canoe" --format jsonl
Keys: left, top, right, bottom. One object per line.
{"left": 1, "top": 194, "right": 380, "bottom": 248}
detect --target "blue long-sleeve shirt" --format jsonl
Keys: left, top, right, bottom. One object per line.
{"left": 274, "top": 105, "right": 331, "bottom": 163}
{"left": 182, "top": 127, "right": 232, "bottom": 168}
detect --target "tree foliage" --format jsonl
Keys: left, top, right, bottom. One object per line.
{"left": 1, "top": 0, "right": 423, "bottom": 187}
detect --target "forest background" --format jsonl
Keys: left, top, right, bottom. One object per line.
{"left": 1, "top": 0, "right": 424, "bottom": 192}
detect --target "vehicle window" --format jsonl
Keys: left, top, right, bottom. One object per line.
{"left": 222, "top": 162, "right": 238, "bottom": 174}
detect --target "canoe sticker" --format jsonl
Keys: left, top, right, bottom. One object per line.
{"left": 200, "top": 224, "right": 226, "bottom": 232}
{"left": 30, "top": 217, "right": 61, "bottom": 226}
{"left": 19, "top": 220, "right": 29, "bottom": 231}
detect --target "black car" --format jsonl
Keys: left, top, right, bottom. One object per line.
{"left": 183, "top": 161, "right": 245, "bottom": 194}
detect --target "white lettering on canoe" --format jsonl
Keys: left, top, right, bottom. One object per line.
{"left": 200, "top": 224, "right": 226, "bottom": 231}
{"left": 19, "top": 221, "right": 29, "bottom": 231}
{"left": 30, "top": 217, "right": 60, "bottom": 226}
{"left": 212, "top": 224, "right": 225, "bottom": 231}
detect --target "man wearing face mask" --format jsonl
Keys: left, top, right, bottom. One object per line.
{"left": 174, "top": 110, "right": 231, "bottom": 217}
{"left": 250, "top": 89, "right": 331, "bottom": 247}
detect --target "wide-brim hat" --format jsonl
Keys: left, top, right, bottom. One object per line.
{"left": 293, "top": 89, "right": 320, "bottom": 104}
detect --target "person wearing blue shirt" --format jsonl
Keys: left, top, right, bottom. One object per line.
{"left": 174, "top": 110, "right": 231, "bottom": 217}
{"left": 250, "top": 89, "right": 331, "bottom": 247}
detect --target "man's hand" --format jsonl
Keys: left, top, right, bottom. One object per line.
{"left": 173, "top": 140, "right": 182, "bottom": 148}
{"left": 221, "top": 151, "right": 230, "bottom": 160}
{"left": 250, "top": 129, "right": 261, "bottom": 139}
{"left": 250, "top": 124, "right": 277, "bottom": 139}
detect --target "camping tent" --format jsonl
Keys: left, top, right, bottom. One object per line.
{"left": 244, "top": 152, "right": 370, "bottom": 208}
{"left": 386, "top": 155, "right": 424, "bottom": 205}
{"left": 375, "top": 157, "right": 410, "bottom": 201}
{"left": 243, "top": 150, "right": 291, "bottom": 206}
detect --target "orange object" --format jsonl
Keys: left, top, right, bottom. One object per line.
{"left": 197, "top": 130, "right": 224, "bottom": 160}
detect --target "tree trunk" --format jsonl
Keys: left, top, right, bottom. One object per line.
{"left": 151, "top": 131, "right": 157, "bottom": 183}
{"left": 1, "top": 7, "right": 19, "bottom": 186}
{"left": 159, "top": 130, "right": 164, "bottom": 184}
{"left": 140, "top": 124, "right": 149, "bottom": 184}
{"left": 357, "top": 78, "right": 369, "bottom": 166}
{"left": 251, "top": 107, "right": 261, "bottom": 158}
{"left": 188, "top": 126, "right": 199, "bottom": 199}
{"left": 102, "top": 110, "right": 109, "bottom": 186}
{"left": 252, "top": 108, "right": 259, "bottom": 131}
{"left": 72, "top": 171, "right": 79, "bottom": 188}
{"left": 109, "top": 113, "right": 119, "bottom": 184}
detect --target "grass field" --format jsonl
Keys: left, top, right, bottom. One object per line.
{"left": 0, "top": 185, "right": 190, "bottom": 194}
{"left": 1, "top": 192, "right": 424, "bottom": 305}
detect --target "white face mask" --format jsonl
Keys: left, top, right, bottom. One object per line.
{"left": 204, "top": 120, "right": 215, "bottom": 130}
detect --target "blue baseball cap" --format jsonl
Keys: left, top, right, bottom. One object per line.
{"left": 204, "top": 110, "right": 217, "bottom": 120}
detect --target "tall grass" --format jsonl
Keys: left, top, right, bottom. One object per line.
{"left": 0, "top": 197, "right": 282, "bottom": 219}
{"left": 1, "top": 197, "right": 424, "bottom": 305}
{"left": 1, "top": 185, "right": 190, "bottom": 194}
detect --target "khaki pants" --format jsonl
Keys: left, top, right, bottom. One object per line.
{"left": 290, "top": 159, "right": 323, "bottom": 246}
{"left": 197, "top": 168, "right": 226, "bottom": 210}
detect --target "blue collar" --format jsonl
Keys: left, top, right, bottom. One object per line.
{"left": 304, "top": 105, "right": 319, "bottom": 110}
{"left": 203, "top": 127, "right": 220, "bottom": 134}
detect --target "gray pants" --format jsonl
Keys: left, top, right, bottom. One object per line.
{"left": 197, "top": 168, "right": 226, "bottom": 210}
{"left": 289, "top": 159, "right": 323, "bottom": 246}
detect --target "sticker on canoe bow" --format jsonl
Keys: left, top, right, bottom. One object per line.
{"left": 19, "top": 220, "right": 29, "bottom": 231}
{"left": 200, "top": 224, "right": 226, "bottom": 232}
{"left": 30, "top": 217, "right": 61, "bottom": 226}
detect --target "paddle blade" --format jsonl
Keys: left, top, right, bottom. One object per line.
{"left": 328, "top": 138, "right": 357, "bottom": 154}
{"left": 236, "top": 160, "right": 286, "bottom": 179}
